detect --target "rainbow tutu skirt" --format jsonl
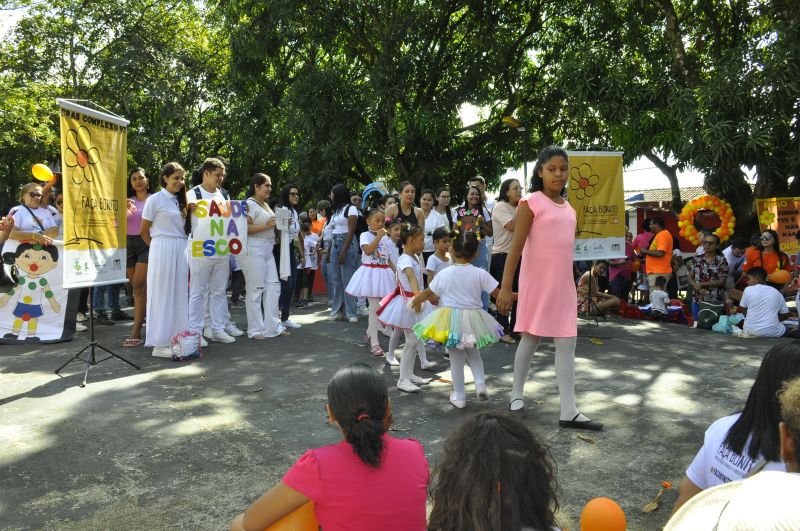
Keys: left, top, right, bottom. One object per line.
{"left": 413, "top": 307, "right": 504, "bottom": 350}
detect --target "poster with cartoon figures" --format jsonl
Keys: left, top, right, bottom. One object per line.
{"left": 0, "top": 241, "right": 76, "bottom": 343}
{"left": 566, "top": 151, "right": 626, "bottom": 261}
{"left": 57, "top": 99, "right": 129, "bottom": 288}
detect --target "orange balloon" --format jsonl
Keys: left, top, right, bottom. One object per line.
{"left": 580, "top": 497, "right": 627, "bottom": 531}
{"left": 768, "top": 269, "right": 791, "bottom": 284}
{"left": 265, "top": 502, "right": 319, "bottom": 531}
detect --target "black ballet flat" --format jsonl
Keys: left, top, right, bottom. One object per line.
{"left": 559, "top": 414, "right": 603, "bottom": 431}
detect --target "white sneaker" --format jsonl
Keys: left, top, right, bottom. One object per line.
{"left": 397, "top": 379, "right": 421, "bottom": 393}
{"left": 282, "top": 319, "right": 302, "bottom": 329}
{"left": 449, "top": 393, "right": 467, "bottom": 409}
{"left": 211, "top": 330, "right": 236, "bottom": 343}
{"left": 76, "top": 312, "right": 86, "bottom": 322}
{"left": 357, "top": 305, "right": 369, "bottom": 316}
{"left": 385, "top": 357, "right": 400, "bottom": 366}
{"left": 152, "top": 346, "right": 172, "bottom": 358}
{"left": 420, "top": 360, "right": 436, "bottom": 370}
{"left": 476, "top": 384, "right": 489, "bottom": 401}
{"left": 200, "top": 336, "right": 208, "bottom": 348}
{"left": 328, "top": 313, "right": 342, "bottom": 321}
{"left": 75, "top": 322, "right": 87, "bottom": 332}
{"left": 203, "top": 327, "right": 213, "bottom": 339}
{"left": 224, "top": 323, "right": 244, "bottom": 337}
{"left": 409, "top": 374, "right": 431, "bottom": 385}
{"left": 348, "top": 316, "right": 359, "bottom": 323}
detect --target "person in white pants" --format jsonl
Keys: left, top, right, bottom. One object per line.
{"left": 140, "top": 162, "right": 190, "bottom": 358}
{"left": 187, "top": 158, "right": 237, "bottom": 344}
{"left": 242, "top": 173, "right": 286, "bottom": 339}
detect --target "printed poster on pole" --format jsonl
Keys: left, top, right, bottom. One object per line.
{"left": 755, "top": 197, "right": 800, "bottom": 259}
{"left": 566, "top": 151, "right": 626, "bottom": 261}
{"left": 58, "top": 99, "right": 129, "bottom": 288}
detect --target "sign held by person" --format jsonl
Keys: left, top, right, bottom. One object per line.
{"left": 188, "top": 198, "right": 249, "bottom": 257}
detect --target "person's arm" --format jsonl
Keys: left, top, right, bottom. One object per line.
{"left": 246, "top": 211, "right": 277, "bottom": 235}
{"left": 479, "top": 215, "right": 493, "bottom": 237}
{"left": 411, "top": 287, "right": 435, "bottom": 312}
{"left": 297, "top": 228, "right": 305, "bottom": 263}
{"left": 339, "top": 213, "right": 357, "bottom": 265}
{"left": 404, "top": 266, "right": 421, "bottom": 294}
{"left": 670, "top": 475, "right": 703, "bottom": 516}
{"left": 362, "top": 229, "right": 387, "bottom": 256}
{"left": 0, "top": 216, "right": 12, "bottom": 243}
{"left": 779, "top": 312, "right": 790, "bottom": 321}
{"left": 140, "top": 219, "right": 153, "bottom": 246}
{"left": 229, "top": 481, "right": 309, "bottom": 531}
{"left": 496, "top": 201, "right": 532, "bottom": 314}
{"left": 415, "top": 207, "right": 425, "bottom": 229}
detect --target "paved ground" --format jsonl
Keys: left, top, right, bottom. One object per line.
{"left": 0, "top": 300, "right": 787, "bottom": 530}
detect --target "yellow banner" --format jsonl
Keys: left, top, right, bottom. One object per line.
{"left": 566, "top": 152, "right": 625, "bottom": 260}
{"left": 755, "top": 197, "right": 800, "bottom": 257}
{"left": 58, "top": 100, "right": 129, "bottom": 287}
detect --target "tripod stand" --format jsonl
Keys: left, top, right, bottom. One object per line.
{"left": 582, "top": 271, "right": 606, "bottom": 327}
{"left": 55, "top": 288, "right": 140, "bottom": 387}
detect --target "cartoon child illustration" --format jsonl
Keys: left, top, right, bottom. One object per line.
{"left": 0, "top": 243, "right": 61, "bottom": 341}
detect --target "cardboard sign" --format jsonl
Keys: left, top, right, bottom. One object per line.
{"left": 188, "top": 198, "right": 248, "bottom": 258}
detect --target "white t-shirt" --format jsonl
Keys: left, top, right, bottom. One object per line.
{"left": 651, "top": 289, "right": 670, "bottom": 313}
{"left": 425, "top": 253, "right": 451, "bottom": 276}
{"left": 246, "top": 198, "right": 276, "bottom": 244}
{"left": 396, "top": 254, "right": 423, "bottom": 293}
{"left": 429, "top": 263, "right": 498, "bottom": 309}
{"left": 9, "top": 205, "right": 59, "bottom": 233}
{"left": 491, "top": 201, "right": 516, "bottom": 254}
{"left": 283, "top": 208, "right": 300, "bottom": 240}
{"left": 423, "top": 210, "right": 447, "bottom": 252}
{"left": 303, "top": 233, "right": 319, "bottom": 269}
{"left": 722, "top": 246, "right": 746, "bottom": 289}
{"left": 359, "top": 232, "right": 392, "bottom": 266}
{"left": 387, "top": 240, "right": 400, "bottom": 266}
{"left": 142, "top": 189, "right": 187, "bottom": 239}
{"left": 686, "top": 413, "right": 786, "bottom": 490}
{"left": 329, "top": 205, "right": 358, "bottom": 235}
{"left": 741, "top": 284, "right": 789, "bottom": 337}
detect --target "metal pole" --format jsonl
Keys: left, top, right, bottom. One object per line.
{"left": 522, "top": 130, "right": 528, "bottom": 191}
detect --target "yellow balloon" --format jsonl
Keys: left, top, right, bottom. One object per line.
{"left": 31, "top": 163, "right": 54, "bottom": 182}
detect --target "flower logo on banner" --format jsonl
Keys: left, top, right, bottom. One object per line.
{"left": 64, "top": 126, "right": 101, "bottom": 184}
{"left": 759, "top": 210, "right": 776, "bottom": 227}
{"left": 569, "top": 163, "right": 599, "bottom": 200}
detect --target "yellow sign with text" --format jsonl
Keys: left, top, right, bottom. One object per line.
{"left": 755, "top": 197, "right": 800, "bottom": 258}
{"left": 566, "top": 152, "right": 625, "bottom": 260}
{"left": 58, "top": 99, "right": 129, "bottom": 288}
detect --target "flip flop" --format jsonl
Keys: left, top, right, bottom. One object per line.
{"left": 123, "top": 338, "right": 143, "bottom": 348}
{"left": 370, "top": 344, "right": 385, "bottom": 357}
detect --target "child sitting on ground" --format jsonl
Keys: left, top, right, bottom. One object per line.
{"left": 650, "top": 275, "right": 670, "bottom": 319}
{"left": 427, "top": 411, "right": 561, "bottom": 530}
{"left": 230, "top": 363, "right": 429, "bottom": 531}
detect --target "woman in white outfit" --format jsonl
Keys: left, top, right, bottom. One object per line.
{"left": 243, "top": 173, "right": 286, "bottom": 339}
{"left": 140, "top": 162, "right": 190, "bottom": 357}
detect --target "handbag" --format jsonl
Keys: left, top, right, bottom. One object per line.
{"left": 697, "top": 301, "right": 724, "bottom": 330}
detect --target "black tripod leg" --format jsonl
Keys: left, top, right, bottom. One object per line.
{"left": 96, "top": 343, "right": 140, "bottom": 370}
{"left": 55, "top": 344, "right": 92, "bottom": 374}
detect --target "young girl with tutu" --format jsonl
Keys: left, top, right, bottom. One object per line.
{"left": 230, "top": 363, "right": 429, "bottom": 530}
{"left": 412, "top": 229, "right": 506, "bottom": 408}
{"left": 378, "top": 224, "right": 433, "bottom": 392}
{"left": 346, "top": 209, "right": 396, "bottom": 356}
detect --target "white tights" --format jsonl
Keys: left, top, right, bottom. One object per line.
{"left": 398, "top": 330, "right": 422, "bottom": 382}
{"left": 367, "top": 298, "right": 381, "bottom": 347}
{"left": 510, "top": 334, "right": 586, "bottom": 421}
{"left": 449, "top": 347, "right": 484, "bottom": 400}
{"left": 387, "top": 327, "right": 428, "bottom": 364}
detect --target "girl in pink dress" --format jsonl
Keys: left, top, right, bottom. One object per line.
{"left": 496, "top": 146, "right": 602, "bottom": 431}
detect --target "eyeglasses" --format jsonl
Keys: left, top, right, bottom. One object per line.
{"left": 438, "top": 195, "right": 450, "bottom": 199}
{"left": 703, "top": 241, "right": 716, "bottom": 245}
{"left": 56, "top": 200, "right": 63, "bottom": 205}
{"left": 28, "top": 192, "right": 42, "bottom": 198}
{"left": 289, "top": 192, "right": 299, "bottom": 196}
{"left": 760, "top": 235, "right": 772, "bottom": 241}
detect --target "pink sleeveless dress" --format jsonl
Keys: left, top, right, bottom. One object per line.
{"left": 515, "top": 191, "right": 577, "bottom": 337}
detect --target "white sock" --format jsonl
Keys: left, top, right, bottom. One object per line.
{"left": 399, "top": 330, "right": 420, "bottom": 382}
{"left": 464, "top": 347, "right": 484, "bottom": 386}
{"left": 511, "top": 334, "right": 540, "bottom": 400}
{"left": 449, "top": 348, "right": 467, "bottom": 400}
{"left": 417, "top": 340, "right": 429, "bottom": 364}
{"left": 387, "top": 328, "right": 402, "bottom": 362}
{"left": 554, "top": 336, "right": 588, "bottom": 422}
{"left": 367, "top": 298, "right": 380, "bottom": 347}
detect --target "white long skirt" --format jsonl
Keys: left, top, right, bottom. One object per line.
{"left": 242, "top": 241, "right": 283, "bottom": 338}
{"left": 145, "top": 236, "right": 189, "bottom": 347}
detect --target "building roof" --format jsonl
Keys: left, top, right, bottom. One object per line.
{"left": 624, "top": 186, "right": 706, "bottom": 205}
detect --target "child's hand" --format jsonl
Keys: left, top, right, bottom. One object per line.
{"left": 410, "top": 297, "right": 422, "bottom": 313}
{"left": 430, "top": 295, "right": 440, "bottom": 306}
{"left": 377, "top": 227, "right": 388, "bottom": 239}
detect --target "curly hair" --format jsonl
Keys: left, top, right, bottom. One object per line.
{"left": 428, "top": 412, "right": 559, "bottom": 531}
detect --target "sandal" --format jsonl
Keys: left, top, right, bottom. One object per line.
{"left": 251, "top": 334, "right": 266, "bottom": 340}
{"left": 499, "top": 335, "right": 516, "bottom": 344}
{"left": 370, "top": 344, "right": 385, "bottom": 357}
{"left": 123, "top": 338, "right": 143, "bottom": 348}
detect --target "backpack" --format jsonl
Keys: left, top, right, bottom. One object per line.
{"left": 192, "top": 186, "right": 230, "bottom": 200}
{"left": 345, "top": 204, "right": 368, "bottom": 238}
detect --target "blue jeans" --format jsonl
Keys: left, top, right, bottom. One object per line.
{"left": 473, "top": 241, "right": 490, "bottom": 310}
{"left": 93, "top": 284, "right": 121, "bottom": 313}
{"left": 329, "top": 233, "right": 359, "bottom": 319}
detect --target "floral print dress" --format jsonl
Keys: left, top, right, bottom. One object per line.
{"left": 691, "top": 254, "right": 729, "bottom": 304}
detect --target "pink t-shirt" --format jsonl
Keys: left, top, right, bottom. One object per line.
{"left": 283, "top": 435, "right": 429, "bottom": 531}
{"left": 127, "top": 196, "right": 148, "bottom": 236}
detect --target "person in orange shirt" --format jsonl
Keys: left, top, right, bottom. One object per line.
{"left": 639, "top": 217, "right": 673, "bottom": 290}
{"left": 310, "top": 200, "right": 329, "bottom": 235}
{"left": 742, "top": 229, "right": 791, "bottom": 276}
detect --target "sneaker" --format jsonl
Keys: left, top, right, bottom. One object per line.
{"left": 396, "top": 379, "right": 421, "bottom": 393}
{"left": 203, "top": 327, "right": 213, "bottom": 339}
{"left": 476, "top": 384, "right": 489, "bottom": 401}
{"left": 94, "top": 313, "right": 115, "bottom": 326}
{"left": 385, "top": 357, "right": 400, "bottom": 366}
{"left": 357, "top": 305, "right": 369, "bottom": 316}
{"left": 443, "top": 349, "right": 450, "bottom": 361}
{"left": 75, "top": 322, "right": 87, "bottom": 332}
{"left": 449, "top": 393, "right": 467, "bottom": 409}
{"left": 200, "top": 336, "right": 208, "bottom": 348}
{"left": 76, "top": 312, "right": 86, "bottom": 323}
{"left": 409, "top": 374, "right": 431, "bottom": 385}
{"left": 224, "top": 323, "right": 245, "bottom": 337}
{"left": 348, "top": 316, "right": 359, "bottom": 323}
{"left": 111, "top": 310, "right": 134, "bottom": 321}
{"left": 211, "top": 330, "right": 236, "bottom": 343}
{"left": 420, "top": 360, "right": 437, "bottom": 370}
{"left": 152, "top": 346, "right": 172, "bottom": 358}
{"left": 282, "top": 319, "right": 302, "bottom": 329}
{"left": 328, "top": 313, "right": 343, "bottom": 321}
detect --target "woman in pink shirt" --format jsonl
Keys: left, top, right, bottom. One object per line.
{"left": 230, "top": 363, "right": 429, "bottom": 531}
{"left": 124, "top": 167, "right": 151, "bottom": 347}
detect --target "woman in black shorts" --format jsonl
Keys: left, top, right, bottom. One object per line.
{"left": 124, "top": 167, "right": 152, "bottom": 347}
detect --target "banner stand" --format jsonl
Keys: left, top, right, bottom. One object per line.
{"left": 55, "top": 289, "right": 140, "bottom": 387}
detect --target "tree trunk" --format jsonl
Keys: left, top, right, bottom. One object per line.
{"left": 644, "top": 150, "right": 684, "bottom": 213}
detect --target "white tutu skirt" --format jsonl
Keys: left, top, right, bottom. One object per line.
{"left": 378, "top": 293, "right": 432, "bottom": 331}
{"left": 346, "top": 265, "right": 396, "bottom": 298}
{"left": 414, "top": 307, "right": 504, "bottom": 349}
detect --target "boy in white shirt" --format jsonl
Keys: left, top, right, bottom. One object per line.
{"left": 740, "top": 267, "right": 798, "bottom": 338}
{"left": 650, "top": 276, "right": 670, "bottom": 319}
{"left": 298, "top": 222, "right": 318, "bottom": 308}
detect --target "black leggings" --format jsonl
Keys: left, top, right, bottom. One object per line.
{"left": 489, "top": 252, "right": 520, "bottom": 335}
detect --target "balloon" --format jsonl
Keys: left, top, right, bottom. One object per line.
{"left": 265, "top": 502, "right": 319, "bottom": 531}
{"left": 679, "top": 230, "right": 686, "bottom": 237}
{"left": 31, "top": 163, "right": 54, "bottom": 182}
{"left": 580, "top": 497, "right": 627, "bottom": 531}
{"left": 768, "top": 269, "right": 791, "bottom": 284}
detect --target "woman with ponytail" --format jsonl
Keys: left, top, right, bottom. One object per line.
{"left": 230, "top": 363, "right": 429, "bottom": 531}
